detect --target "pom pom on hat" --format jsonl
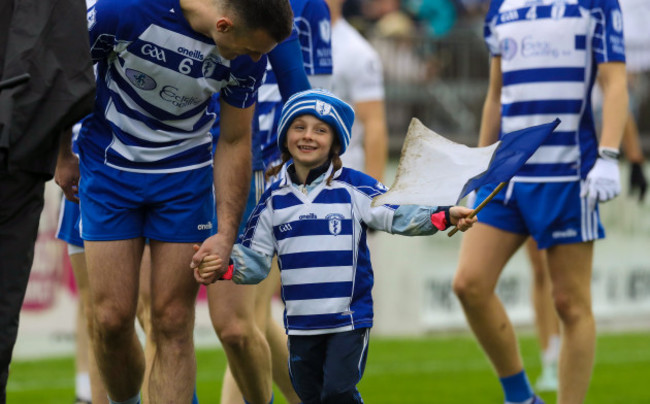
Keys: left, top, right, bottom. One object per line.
{"left": 277, "top": 89, "right": 355, "bottom": 155}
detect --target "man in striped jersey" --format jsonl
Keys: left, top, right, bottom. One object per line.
{"left": 453, "top": 1, "right": 628, "bottom": 403}
{"left": 56, "top": 0, "right": 293, "bottom": 403}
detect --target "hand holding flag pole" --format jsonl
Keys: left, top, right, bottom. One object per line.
{"left": 447, "top": 182, "right": 506, "bottom": 237}
{"left": 372, "top": 118, "right": 560, "bottom": 234}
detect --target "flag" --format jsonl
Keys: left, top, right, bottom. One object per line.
{"left": 372, "top": 118, "right": 560, "bottom": 207}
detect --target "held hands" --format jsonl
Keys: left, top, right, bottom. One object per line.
{"left": 449, "top": 206, "right": 477, "bottom": 232}
{"left": 581, "top": 149, "right": 621, "bottom": 211}
{"left": 190, "top": 234, "right": 232, "bottom": 284}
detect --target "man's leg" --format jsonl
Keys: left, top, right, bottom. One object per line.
{"left": 546, "top": 242, "right": 595, "bottom": 404}
{"left": 453, "top": 223, "right": 533, "bottom": 402}
{"left": 255, "top": 260, "right": 300, "bottom": 404}
{"left": 148, "top": 241, "right": 199, "bottom": 403}
{"left": 0, "top": 172, "right": 45, "bottom": 404}
{"left": 85, "top": 239, "right": 145, "bottom": 402}
{"left": 69, "top": 251, "right": 108, "bottom": 404}
{"left": 525, "top": 239, "right": 560, "bottom": 392}
{"left": 135, "top": 245, "right": 156, "bottom": 404}
{"left": 208, "top": 281, "right": 273, "bottom": 404}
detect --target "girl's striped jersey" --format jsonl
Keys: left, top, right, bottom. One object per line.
{"left": 485, "top": 0, "right": 625, "bottom": 182}
{"left": 82, "top": 0, "right": 267, "bottom": 173}
{"left": 232, "top": 164, "right": 442, "bottom": 335}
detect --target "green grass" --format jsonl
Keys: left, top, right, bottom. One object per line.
{"left": 7, "top": 332, "right": 650, "bottom": 403}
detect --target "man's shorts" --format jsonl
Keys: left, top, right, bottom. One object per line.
{"left": 56, "top": 196, "right": 84, "bottom": 248}
{"left": 78, "top": 154, "right": 215, "bottom": 243}
{"left": 474, "top": 181, "right": 605, "bottom": 249}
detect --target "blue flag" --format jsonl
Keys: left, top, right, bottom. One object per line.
{"left": 459, "top": 118, "right": 561, "bottom": 200}
{"left": 372, "top": 118, "right": 560, "bottom": 207}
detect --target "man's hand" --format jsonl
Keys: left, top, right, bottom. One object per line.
{"left": 581, "top": 151, "right": 621, "bottom": 212}
{"left": 629, "top": 162, "right": 647, "bottom": 203}
{"left": 449, "top": 206, "right": 477, "bottom": 232}
{"left": 55, "top": 152, "right": 80, "bottom": 203}
{"left": 190, "top": 234, "right": 233, "bottom": 284}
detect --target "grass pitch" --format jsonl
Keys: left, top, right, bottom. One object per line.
{"left": 7, "top": 331, "right": 650, "bottom": 403}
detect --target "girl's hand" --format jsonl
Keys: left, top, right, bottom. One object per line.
{"left": 449, "top": 206, "right": 477, "bottom": 232}
{"left": 191, "top": 244, "right": 224, "bottom": 284}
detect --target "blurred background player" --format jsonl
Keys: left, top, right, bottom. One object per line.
{"left": 454, "top": 1, "right": 628, "bottom": 404}
{"left": 201, "top": 1, "right": 332, "bottom": 403}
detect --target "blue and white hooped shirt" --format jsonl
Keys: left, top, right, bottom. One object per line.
{"left": 485, "top": 0, "right": 625, "bottom": 181}
{"left": 82, "top": 0, "right": 267, "bottom": 173}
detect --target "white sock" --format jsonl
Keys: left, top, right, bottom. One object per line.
{"left": 75, "top": 372, "right": 91, "bottom": 401}
{"left": 543, "top": 334, "right": 561, "bottom": 365}
{"left": 108, "top": 392, "right": 140, "bottom": 404}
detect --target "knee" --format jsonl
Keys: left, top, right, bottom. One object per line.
{"left": 151, "top": 302, "right": 194, "bottom": 342}
{"left": 552, "top": 291, "right": 591, "bottom": 325}
{"left": 93, "top": 303, "right": 135, "bottom": 341}
{"left": 452, "top": 270, "right": 489, "bottom": 307}
{"left": 215, "top": 319, "right": 256, "bottom": 352}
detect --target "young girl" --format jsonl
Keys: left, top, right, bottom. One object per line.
{"left": 195, "top": 89, "right": 476, "bottom": 403}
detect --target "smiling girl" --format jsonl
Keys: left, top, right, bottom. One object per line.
{"left": 195, "top": 89, "right": 476, "bottom": 404}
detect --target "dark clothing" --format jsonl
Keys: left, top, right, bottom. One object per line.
{"left": 0, "top": 0, "right": 95, "bottom": 177}
{"left": 288, "top": 329, "right": 370, "bottom": 404}
{"left": 0, "top": 0, "right": 94, "bottom": 401}
{"left": 0, "top": 172, "right": 45, "bottom": 403}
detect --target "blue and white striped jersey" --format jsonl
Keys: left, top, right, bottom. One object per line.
{"left": 81, "top": 0, "right": 267, "bottom": 173}
{"left": 232, "top": 164, "right": 441, "bottom": 335}
{"left": 258, "top": 0, "right": 333, "bottom": 168}
{"left": 485, "top": 0, "right": 625, "bottom": 181}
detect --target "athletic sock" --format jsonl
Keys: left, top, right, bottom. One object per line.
{"left": 192, "top": 386, "right": 199, "bottom": 404}
{"left": 75, "top": 372, "right": 92, "bottom": 402}
{"left": 107, "top": 392, "right": 140, "bottom": 404}
{"left": 500, "top": 370, "right": 534, "bottom": 404}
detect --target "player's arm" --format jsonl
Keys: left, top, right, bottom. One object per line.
{"left": 268, "top": 37, "right": 311, "bottom": 101}
{"left": 356, "top": 100, "right": 388, "bottom": 181}
{"left": 478, "top": 56, "right": 502, "bottom": 147}
{"left": 598, "top": 62, "right": 628, "bottom": 150}
{"left": 191, "top": 101, "right": 253, "bottom": 284}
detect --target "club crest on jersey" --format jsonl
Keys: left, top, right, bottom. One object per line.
{"left": 326, "top": 213, "right": 344, "bottom": 236}
{"left": 125, "top": 68, "right": 157, "bottom": 90}
{"left": 319, "top": 19, "right": 331, "bottom": 43}
{"left": 315, "top": 100, "right": 332, "bottom": 116}
{"left": 500, "top": 38, "right": 517, "bottom": 61}
{"left": 202, "top": 54, "right": 221, "bottom": 77}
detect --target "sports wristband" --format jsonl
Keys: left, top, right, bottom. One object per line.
{"left": 220, "top": 263, "right": 234, "bottom": 280}
{"left": 598, "top": 147, "right": 620, "bottom": 161}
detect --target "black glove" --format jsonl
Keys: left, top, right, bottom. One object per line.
{"left": 629, "top": 162, "right": 647, "bottom": 203}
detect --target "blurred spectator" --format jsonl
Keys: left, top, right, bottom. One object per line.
{"left": 403, "top": 0, "right": 457, "bottom": 38}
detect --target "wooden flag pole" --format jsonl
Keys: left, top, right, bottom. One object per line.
{"left": 448, "top": 182, "right": 508, "bottom": 237}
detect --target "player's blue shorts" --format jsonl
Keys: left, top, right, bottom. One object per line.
{"left": 56, "top": 196, "right": 84, "bottom": 248}
{"left": 237, "top": 170, "right": 265, "bottom": 236}
{"left": 78, "top": 154, "right": 216, "bottom": 243}
{"left": 474, "top": 181, "right": 605, "bottom": 249}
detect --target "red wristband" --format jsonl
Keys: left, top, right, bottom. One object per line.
{"left": 220, "top": 264, "right": 234, "bottom": 280}
{"left": 431, "top": 210, "right": 448, "bottom": 231}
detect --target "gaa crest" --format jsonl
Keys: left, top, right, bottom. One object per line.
{"left": 315, "top": 100, "right": 332, "bottom": 116}
{"left": 326, "top": 213, "right": 344, "bottom": 236}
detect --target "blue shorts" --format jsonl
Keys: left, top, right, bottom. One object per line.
{"left": 56, "top": 196, "right": 84, "bottom": 248}
{"left": 78, "top": 154, "right": 215, "bottom": 243}
{"left": 474, "top": 181, "right": 605, "bottom": 249}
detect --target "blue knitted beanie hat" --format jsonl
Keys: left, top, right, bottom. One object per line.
{"left": 277, "top": 89, "right": 355, "bottom": 155}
